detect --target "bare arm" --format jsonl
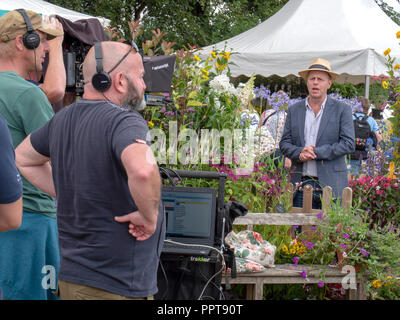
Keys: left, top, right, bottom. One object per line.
{"left": 375, "top": 130, "right": 383, "bottom": 145}
{"left": 15, "top": 135, "right": 56, "bottom": 198}
{"left": 114, "top": 142, "right": 161, "bottom": 240}
{"left": 39, "top": 17, "right": 65, "bottom": 104}
{"left": 0, "top": 198, "right": 23, "bottom": 232}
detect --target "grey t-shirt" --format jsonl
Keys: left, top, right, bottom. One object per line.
{"left": 0, "top": 115, "right": 22, "bottom": 204}
{"left": 31, "top": 99, "right": 165, "bottom": 298}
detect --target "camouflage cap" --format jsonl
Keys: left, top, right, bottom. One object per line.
{"left": 0, "top": 9, "right": 63, "bottom": 42}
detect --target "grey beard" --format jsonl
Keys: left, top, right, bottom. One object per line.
{"left": 122, "top": 96, "right": 147, "bottom": 112}
{"left": 133, "top": 98, "right": 147, "bottom": 112}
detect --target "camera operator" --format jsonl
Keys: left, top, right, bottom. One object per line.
{"left": 0, "top": 9, "right": 63, "bottom": 300}
{"left": 27, "top": 15, "right": 66, "bottom": 105}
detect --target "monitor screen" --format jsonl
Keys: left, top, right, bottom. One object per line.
{"left": 161, "top": 187, "right": 216, "bottom": 242}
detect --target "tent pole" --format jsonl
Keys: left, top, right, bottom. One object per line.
{"left": 364, "top": 75, "right": 370, "bottom": 99}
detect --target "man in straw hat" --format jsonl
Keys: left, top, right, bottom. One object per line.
{"left": 0, "top": 9, "right": 63, "bottom": 300}
{"left": 280, "top": 58, "right": 355, "bottom": 213}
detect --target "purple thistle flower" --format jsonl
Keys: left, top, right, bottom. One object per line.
{"left": 300, "top": 270, "right": 307, "bottom": 278}
{"left": 342, "top": 233, "right": 350, "bottom": 239}
{"left": 339, "top": 244, "right": 347, "bottom": 249}
{"left": 317, "top": 212, "right": 324, "bottom": 219}
{"left": 311, "top": 225, "right": 317, "bottom": 231}
{"left": 292, "top": 256, "right": 299, "bottom": 265}
{"left": 317, "top": 280, "right": 325, "bottom": 288}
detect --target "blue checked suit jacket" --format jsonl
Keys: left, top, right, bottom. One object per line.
{"left": 279, "top": 96, "right": 355, "bottom": 198}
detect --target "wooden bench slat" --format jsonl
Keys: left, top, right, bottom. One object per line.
{"left": 233, "top": 212, "right": 321, "bottom": 225}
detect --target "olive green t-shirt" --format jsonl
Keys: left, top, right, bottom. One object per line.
{"left": 0, "top": 71, "right": 56, "bottom": 218}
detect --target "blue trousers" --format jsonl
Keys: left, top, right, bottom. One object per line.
{"left": 293, "top": 177, "right": 322, "bottom": 233}
{"left": 0, "top": 211, "right": 60, "bottom": 300}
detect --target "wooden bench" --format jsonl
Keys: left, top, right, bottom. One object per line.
{"left": 221, "top": 184, "right": 367, "bottom": 300}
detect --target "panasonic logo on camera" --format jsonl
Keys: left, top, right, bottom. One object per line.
{"left": 152, "top": 63, "right": 169, "bottom": 71}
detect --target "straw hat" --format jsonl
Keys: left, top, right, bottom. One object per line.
{"left": 298, "top": 58, "right": 339, "bottom": 81}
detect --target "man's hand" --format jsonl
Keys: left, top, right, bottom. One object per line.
{"left": 299, "top": 145, "right": 316, "bottom": 162}
{"left": 114, "top": 211, "right": 157, "bottom": 241}
{"left": 45, "top": 16, "right": 64, "bottom": 44}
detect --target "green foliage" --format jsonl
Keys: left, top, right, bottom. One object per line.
{"left": 46, "top": 0, "right": 289, "bottom": 48}
{"left": 350, "top": 176, "right": 400, "bottom": 228}
{"left": 368, "top": 81, "right": 390, "bottom": 109}
{"left": 263, "top": 283, "right": 326, "bottom": 300}
{"left": 375, "top": 0, "right": 400, "bottom": 26}
{"left": 328, "top": 82, "right": 361, "bottom": 99}
{"left": 294, "top": 200, "right": 400, "bottom": 300}
{"left": 380, "top": 30, "right": 400, "bottom": 166}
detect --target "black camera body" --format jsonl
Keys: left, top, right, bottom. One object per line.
{"left": 63, "top": 40, "right": 91, "bottom": 95}
{"left": 58, "top": 15, "right": 176, "bottom": 100}
{"left": 63, "top": 40, "right": 176, "bottom": 101}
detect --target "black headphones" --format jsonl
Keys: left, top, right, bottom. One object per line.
{"left": 92, "top": 41, "right": 138, "bottom": 92}
{"left": 16, "top": 9, "right": 41, "bottom": 50}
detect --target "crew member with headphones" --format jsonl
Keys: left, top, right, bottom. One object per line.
{"left": 25, "top": 14, "right": 66, "bottom": 106}
{"left": 15, "top": 41, "right": 165, "bottom": 300}
{"left": 0, "top": 9, "right": 63, "bottom": 300}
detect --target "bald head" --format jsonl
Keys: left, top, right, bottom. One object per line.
{"left": 83, "top": 41, "right": 136, "bottom": 84}
{"left": 82, "top": 41, "right": 146, "bottom": 110}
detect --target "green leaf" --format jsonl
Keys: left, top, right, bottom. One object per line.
{"left": 188, "top": 91, "right": 197, "bottom": 100}
{"left": 187, "top": 100, "right": 207, "bottom": 107}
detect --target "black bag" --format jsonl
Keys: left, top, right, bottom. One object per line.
{"left": 351, "top": 114, "right": 372, "bottom": 160}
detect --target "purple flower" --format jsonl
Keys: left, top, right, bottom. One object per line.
{"left": 305, "top": 242, "right": 314, "bottom": 250}
{"left": 311, "top": 225, "right": 317, "bottom": 231}
{"left": 339, "top": 244, "right": 347, "bottom": 249}
{"left": 342, "top": 233, "right": 350, "bottom": 239}
{"left": 359, "top": 249, "right": 369, "bottom": 258}
{"left": 300, "top": 270, "right": 307, "bottom": 278}
{"left": 317, "top": 280, "right": 325, "bottom": 288}
{"left": 317, "top": 212, "right": 324, "bottom": 219}
{"left": 292, "top": 256, "right": 299, "bottom": 265}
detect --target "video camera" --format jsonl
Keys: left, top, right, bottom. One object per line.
{"left": 59, "top": 16, "right": 176, "bottom": 103}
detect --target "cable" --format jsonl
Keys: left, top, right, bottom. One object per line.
{"left": 159, "top": 167, "right": 176, "bottom": 186}
{"left": 199, "top": 266, "right": 226, "bottom": 300}
{"left": 159, "top": 167, "right": 184, "bottom": 186}
{"left": 163, "top": 239, "right": 225, "bottom": 300}
{"left": 33, "top": 48, "right": 38, "bottom": 78}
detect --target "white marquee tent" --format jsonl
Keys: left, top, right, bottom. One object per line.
{"left": 1, "top": 0, "right": 109, "bottom": 27}
{"left": 201, "top": 0, "right": 400, "bottom": 90}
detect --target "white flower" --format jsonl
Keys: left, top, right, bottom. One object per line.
{"left": 209, "top": 74, "right": 237, "bottom": 95}
{"left": 237, "top": 75, "right": 255, "bottom": 108}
